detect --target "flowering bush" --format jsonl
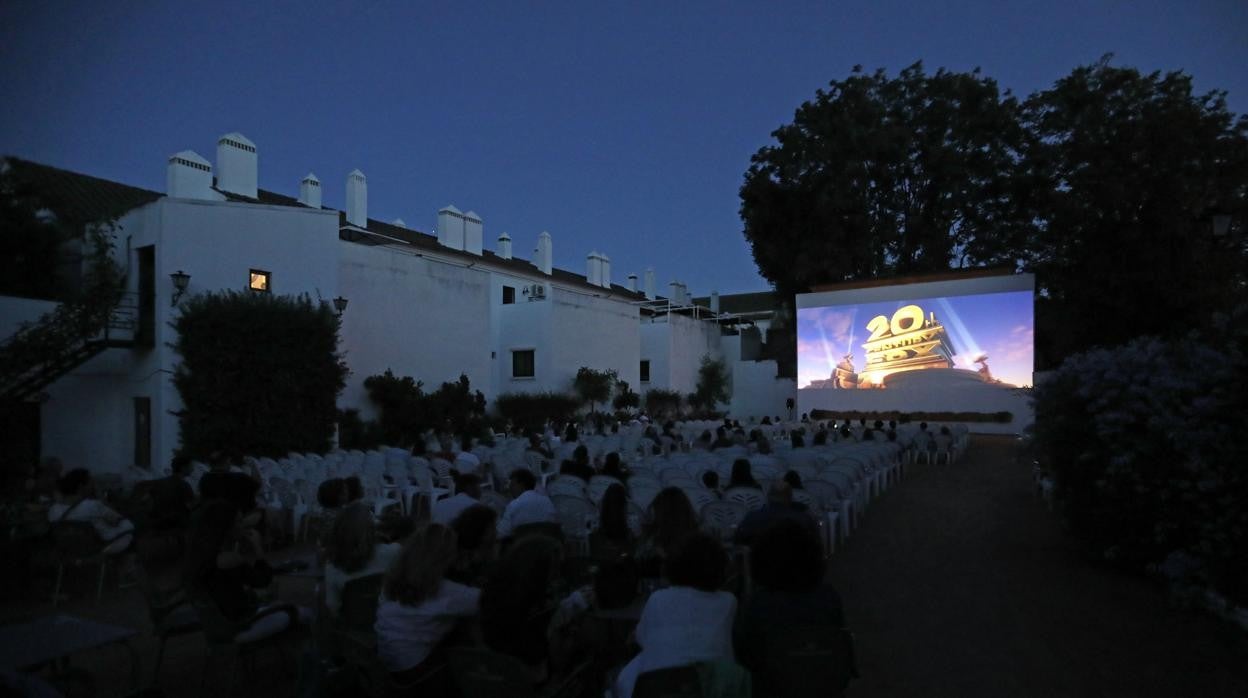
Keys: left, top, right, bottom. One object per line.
{"left": 1032, "top": 305, "right": 1248, "bottom": 605}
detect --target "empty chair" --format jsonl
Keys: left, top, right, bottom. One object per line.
{"left": 723, "top": 487, "right": 764, "bottom": 511}
{"left": 700, "top": 500, "right": 748, "bottom": 543}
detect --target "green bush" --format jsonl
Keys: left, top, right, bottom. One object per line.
{"left": 494, "top": 392, "right": 580, "bottom": 431}
{"left": 361, "top": 371, "right": 487, "bottom": 448}
{"left": 1032, "top": 306, "right": 1248, "bottom": 605}
{"left": 172, "top": 291, "right": 347, "bottom": 462}
{"left": 612, "top": 379, "right": 640, "bottom": 411}
{"left": 644, "top": 389, "right": 683, "bottom": 418}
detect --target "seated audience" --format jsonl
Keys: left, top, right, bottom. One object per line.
{"left": 635, "top": 487, "right": 700, "bottom": 578}
{"left": 323, "top": 502, "right": 401, "bottom": 616}
{"left": 812, "top": 428, "right": 829, "bottom": 446}
{"left": 480, "top": 535, "right": 567, "bottom": 682}
{"left": 614, "top": 532, "right": 737, "bottom": 698}
{"left": 600, "top": 451, "right": 630, "bottom": 482}
{"left": 454, "top": 436, "right": 483, "bottom": 478}
{"left": 710, "top": 427, "right": 736, "bottom": 450}
{"left": 692, "top": 430, "right": 714, "bottom": 451}
{"left": 701, "top": 470, "right": 722, "bottom": 494}
{"left": 560, "top": 444, "right": 595, "bottom": 482}
{"left": 184, "top": 498, "right": 308, "bottom": 641}
{"left": 375, "top": 523, "right": 478, "bottom": 685}
{"left": 432, "top": 472, "right": 483, "bottom": 525}
{"left": 526, "top": 432, "right": 555, "bottom": 461}
{"left": 728, "top": 459, "right": 762, "bottom": 490}
{"left": 590, "top": 483, "right": 634, "bottom": 560}
{"left": 497, "top": 469, "right": 558, "bottom": 539}
{"left": 316, "top": 478, "right": 350, "bottom": 511}
{"left": 198, "top": 455, "right": 261, "bottom": 513}
{"left": 790, "top": 431, "right": 806, "bottom": 449}
{"left": 735, "top": 517, "right": 847, "bottom": 692}
{"left": 734, "top": 480, "right": 817, "bottom": 547}
{"left": 48, "top": 468, "right": 134, "bottom": 554}
{"left": 448, "top": 504, "right": 499, "bottom": 585}
{"left": 148, "top": 454, "right": 196, "bottom": 530}
{"left": 782, "top": 470, "right": 804, "bottom": 490}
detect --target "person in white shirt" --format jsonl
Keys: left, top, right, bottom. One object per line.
{"left": 496, "top": 469, "right": 557, "bottom": 539}
{"left": 375, "top": 524, "right": 479, "bottom": 685}
{"left": 47, "top": 468, "right": 133, "bottom": 554}
{"left": 614, "top": 532, "right": 738, "bottom": 698}
{"left": 322, "top": 502, "right": 401, "bottom": 616}
{"left": 431, "top": 474, "right": 482, "bottom": 526}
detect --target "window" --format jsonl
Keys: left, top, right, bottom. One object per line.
{"left": 640, "top": 360, "right": 650, "bottom": 383}
{"left": 512, "top": 349, "right": 535, "bottom": 379}
{"left": 502, "top": 285, "right": 515, "bottom": 305}
{"left": 249, "top": 269, "right": 271, "bottom": 293}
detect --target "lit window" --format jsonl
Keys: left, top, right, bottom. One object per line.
{"left": 640, "top": 360, "right": 650, "bottom": 383}
{"left": 249, "top": 269, "right": 271, "bottom": 293}
{"left": 512, "top": 350, "right": 535, "bottom": 379}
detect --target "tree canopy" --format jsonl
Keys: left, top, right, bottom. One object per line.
{"left": 741, "top": 58, "right": 1248, "bottom": 367}
{"left": 740, "top": 62, "right": 1027, "bottom": 294}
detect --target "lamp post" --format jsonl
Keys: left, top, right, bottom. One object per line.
{"left": 170, "top": 270, "right": 190, "bottom": 307}
{"left": 333, "top": 296, "right": 349, "bottom": 315}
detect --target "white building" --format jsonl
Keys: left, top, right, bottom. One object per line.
{"left": 0, "top": 133, "right": 796, "bottom": 476}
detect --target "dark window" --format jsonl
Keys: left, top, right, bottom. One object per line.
{"left": 137, "top": 246, "right": 155, "bottom": 347}
{"left": 640, "top": 360, "right": 650, "bottom": 383}
{"left": 512, "top": 350, "right": 535, "bottom": 379}
{"left": 502, "top": 286, "right": 515, "bottom": 304}
{"left": 249, "top": 269, "right": 271, "bottom": 293}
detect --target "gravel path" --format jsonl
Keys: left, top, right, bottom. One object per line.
{"left": 825, "top": 435, "right": 1248, "bottom": 698}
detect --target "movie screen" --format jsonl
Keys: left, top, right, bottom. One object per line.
{"left": 797, "top": 278, "right": 1033, "bottom": 393}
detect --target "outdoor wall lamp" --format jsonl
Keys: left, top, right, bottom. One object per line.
{"left": 170, "top": 270, "right": 190, "bottom": 306}
{"left": 333, "top": 296, "right": 349, "bottom": 315}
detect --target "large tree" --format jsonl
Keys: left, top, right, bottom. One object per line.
{"left": 1020, "top": 58, "right": 1248, "bottom": 362}
{"left": 740, "top": 62, "right": 1028, "bottom": 294}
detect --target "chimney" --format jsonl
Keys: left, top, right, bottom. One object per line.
{"left": 463, "top": 210, "right": 483, "bottom": 256}
{"left": 346, "top": 169, "right": 367, "bottom": 227}
{"left": 644, "top": 268, "right": 656, "bottom": 299}
{"left": 392, "top": 218, "right": 407, "bottom": 228}
{"left": 601, "top": 254, "right": 611, "bottom": 288}
{"left": 680, "top": 283, "right": 690, "bottom": 304}
{"left": 166, "top": 150, "right": 213, "bottom": 200}
{"left": 586, "top": 251, "right": 602, "bottom": 286}
{"left": 298, "top": 173, "right": 321, "bottom": 208}
{"left": 669, "top": 281, "right": 680, "bottom": 303}
{"left": 216, "top": 132, "right": 257, "bottom": 198}
{"left": 627, "top": 273, "right": 638, "bottom": 293}
{"left": 536, "top": 232, "right": 553, "bottom": 275}
{"left": 710, "top": 290, "right": 720, "bottom": 313}
{"left": 497, "top": 233, "right": 512, "bottom": 259}
{"left": 437, "top": 205, "right": 464, "bottom": 250}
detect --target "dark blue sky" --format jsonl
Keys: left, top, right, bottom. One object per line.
{"left": 3, "top": 1, "right": 1245, "bottom": 294}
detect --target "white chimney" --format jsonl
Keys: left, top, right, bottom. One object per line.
{"left": 710, "top": 290, "right": 720, "bottom": 313}
{"left": 601, "top": 254, "right": 611, "bottom": 288}
{"left": 587, "top": 251, "right": 602, "bottom": 286}
{"left": 536, "top": 232, "right": 553, "bottom": 275}
{"left": 437, "top": 205, "right": 464, "bottom": 250}
{"left": 346, "top": 169, "right": 367, "bottom": 227}
{"left": 679, "top": 283, "right": 690, "bottom": 304}
{"left": 298, "top": 173, "right": 321, "bottom": 208}
{"left": 166, "top": 150, "right": 213, "bottom": 200}
{"left": 216, "top": 132, "right": 257, "bottom": 198}
{"left": 497, "top": 233, "right": 512, "bottom": 259}
{"left": 644, "top": 268, "right": 656, "bottom": 300}
{"left": 627, "top": 273, "right": 638, "bottom": 293}
{"left": 463, "top": 210, "right": 483, "bottom": 256}
{"left": 669, "top": 281, "right": 680, "bottom": 303}
{"left": 392, "top": 218, "right": 407, "bottom": 228}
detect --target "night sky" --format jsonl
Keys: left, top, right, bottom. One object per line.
{"left": 2, "top": 1, "right": 1245, "bottom": 296}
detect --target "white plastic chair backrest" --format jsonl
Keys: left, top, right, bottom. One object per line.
{"left": 681, "top": 487, "right": 718, "bottom": 514}
{"left": 587, "top": 475, "right": 623, "bottom": 505}
{"left": 803, "top": 480, "right": 844, "bottom": 510}
{"left": 551, "top": 495, "right": 597, "bottom": 537}
{"left": 547, "top": 478, "right": 588, "bottom": 499}
{"left": 791, "top": 489, "right": 818, "bottom": 512}
{"left": 724, "top": 487, "right": 765, "bottom": 511}
{"left": 700, "top": 500, "right": 747, "bottom": 532}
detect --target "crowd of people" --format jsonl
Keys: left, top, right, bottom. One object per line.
{"left": 1, "top": 413, "right": 943, "bottom": 696}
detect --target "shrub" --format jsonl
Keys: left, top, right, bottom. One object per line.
{"left": 612, "top": 379, "right": 640, "bottom": 411}
{"left": 644, "top": 389, "right": 683, "bottom": 417}
{"left": 361, "top": 371, "right": 487, "bottom": 448}
{"left": 573, "top": 367, "right": 616, "bottom": 413}
{"left": 172, "top": 291, "right": 347, "bottom": 462}
{"left": 1032, "top": 306, "right": 1248, "bottom": 605}
{"left": 494, "top": 392, "right": 580, "bottom": 431}
{"left": 689, "top": 354, "right": 730, "bottom": 411}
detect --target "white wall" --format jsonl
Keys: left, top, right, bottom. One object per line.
{"left": 339, "top": 243, "right": 492, "bottom": 417}
{"left": 666, "top": 314, "right": 720, "bottom": 396}
{"left": 549, "top": 287, "right": 640, "bottom": 395}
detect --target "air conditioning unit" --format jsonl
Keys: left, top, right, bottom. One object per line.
{"left": 526, "top": 283, "right": 546, "bottom": 300}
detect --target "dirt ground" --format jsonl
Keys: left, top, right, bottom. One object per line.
{"left": 826, "top": 434, "right": 1248, "bottom": 698}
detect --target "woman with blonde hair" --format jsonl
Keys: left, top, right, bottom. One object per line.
{"left": 374, "top": 523, "right": 479, "bottom": 685}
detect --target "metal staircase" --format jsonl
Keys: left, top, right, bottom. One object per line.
{"left": 0, "top": 293, "right": 137, "bottom": 403}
